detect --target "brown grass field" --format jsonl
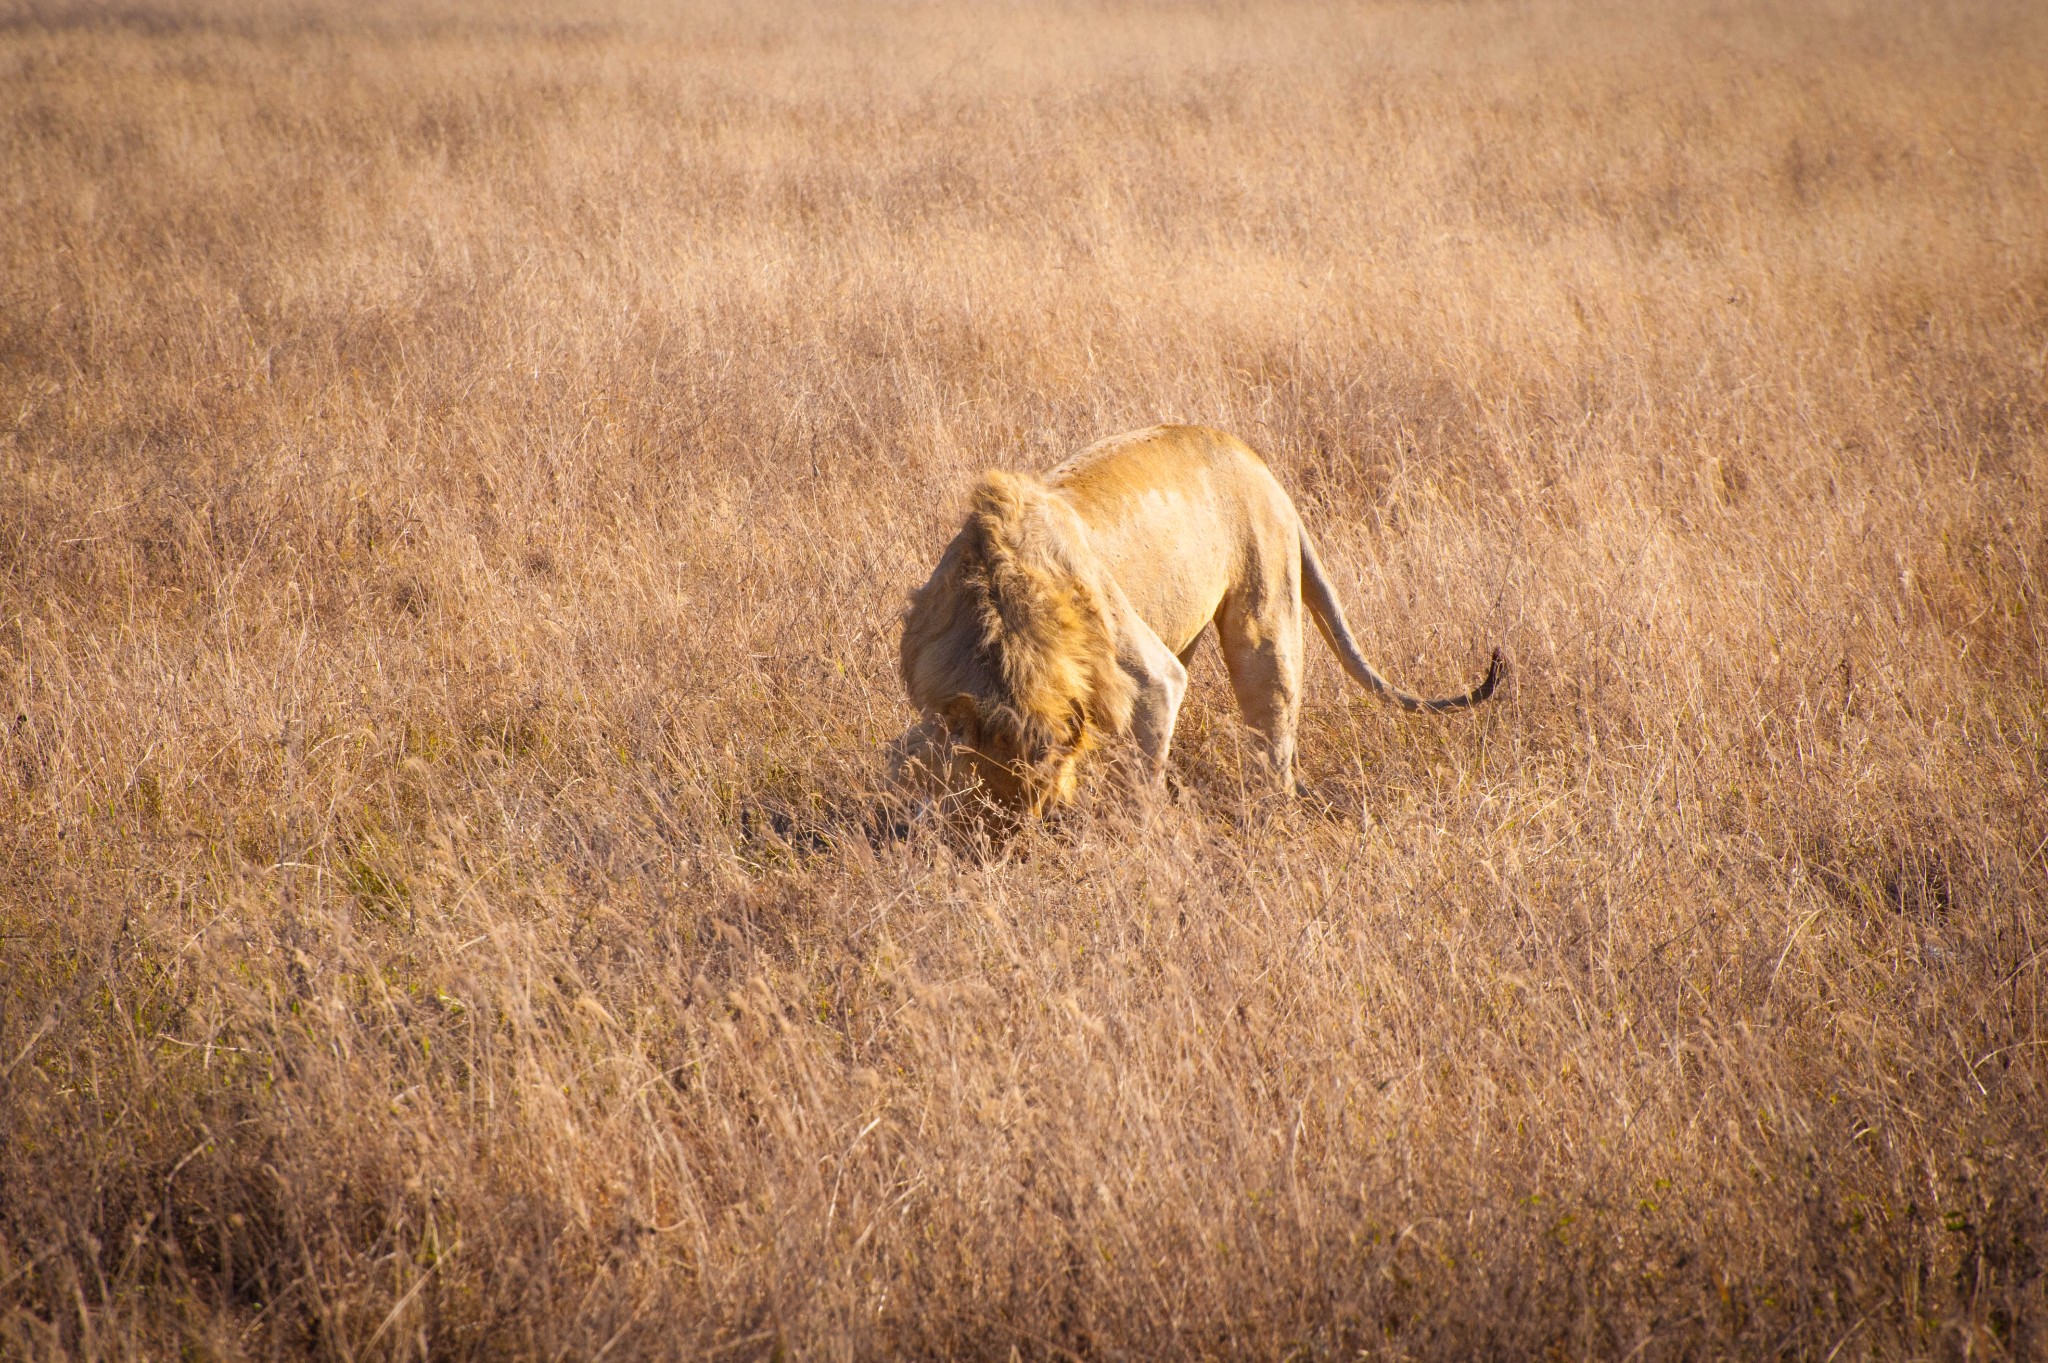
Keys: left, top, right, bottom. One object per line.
{"left": 3, "top": 0, "right": 2046, "bottom": 1357}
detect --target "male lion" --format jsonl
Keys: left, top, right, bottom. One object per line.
{"left": 898, "top": 425, "right": 1502, "bottom": 816}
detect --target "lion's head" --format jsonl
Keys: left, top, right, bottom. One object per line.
{"left": 899, "top": 470, "right": 1135, "bottom": 816}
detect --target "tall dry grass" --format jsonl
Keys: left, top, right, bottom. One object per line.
{"left": 2, "top": 0, "right": 2045, "bottom": 1357}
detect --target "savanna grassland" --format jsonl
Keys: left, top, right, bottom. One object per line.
{"left": 3, "top": 0, "right": 2046, "bottom": 1357}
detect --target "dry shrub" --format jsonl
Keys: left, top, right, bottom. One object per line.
{"left": 2, "top": 0, "right": 2045, "bottom": 1357}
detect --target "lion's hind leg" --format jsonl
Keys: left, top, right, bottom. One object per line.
{"left": 1213, "top": 591, "right": 1306, "bottom": 795}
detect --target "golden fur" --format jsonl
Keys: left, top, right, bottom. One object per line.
{"left": 899, "top": 425, "right": 1501, "bottom": 815}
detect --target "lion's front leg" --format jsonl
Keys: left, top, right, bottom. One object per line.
{"left": 1105, "top": 585, "right": 1188, "bottom": 794}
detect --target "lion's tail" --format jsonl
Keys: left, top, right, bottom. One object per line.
{"left": 1298, "top": 528, "right": 1503, "bottom": 713}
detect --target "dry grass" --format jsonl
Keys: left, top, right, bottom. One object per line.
{"left": 3, "top": 0, "right": 2046, "bottom": 1356}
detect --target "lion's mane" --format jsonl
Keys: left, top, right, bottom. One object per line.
{"left": 900, "top": 470, "right": 1135, "bottom": 763}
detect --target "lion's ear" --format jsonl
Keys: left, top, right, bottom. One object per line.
{"left": 939, "top": 694, "right": 980, "bottom": 740}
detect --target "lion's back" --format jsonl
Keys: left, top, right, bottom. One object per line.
{"left": 1046, "top": 425, "right": 1300, "bottom": 655}
{"left": 1049, "top": 425, "right": 1250, "bottom": 500}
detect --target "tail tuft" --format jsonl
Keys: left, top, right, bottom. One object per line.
{"left": 1443, "top": 647, "right": 1504, "bottom": 710}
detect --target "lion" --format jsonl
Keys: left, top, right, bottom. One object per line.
{"left": 897, "top": 425, "right": 1502, "bottom": 816}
